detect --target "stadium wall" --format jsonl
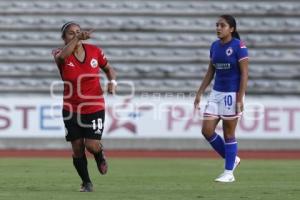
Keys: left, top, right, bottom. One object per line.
{"left": 0, "top": 95, "right": 299, "bottom": 150}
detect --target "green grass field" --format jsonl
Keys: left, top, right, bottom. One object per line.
{"left": 0, "top": 158, "right": 300, "bottom": 200}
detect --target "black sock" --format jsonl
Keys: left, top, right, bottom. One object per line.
{"left": 72, "top": 155, "right": 91, "bottom": 183}
{"left": 94, "top": 150, "right": 105, "bottom": 166}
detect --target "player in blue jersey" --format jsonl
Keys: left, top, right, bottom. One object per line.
{"left": 194, "top": 15, "right": 248, "bottom": 182}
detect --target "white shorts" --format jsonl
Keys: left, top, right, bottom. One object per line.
{"left": 204, "top": 89, "right": 243, "bottom": 119}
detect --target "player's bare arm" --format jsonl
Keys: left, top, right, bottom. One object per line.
{"left": 102, "top": 63, "right": 117, "bottom": 94}
{"left": 55, "top": 29, "right": 93, "bottom": 65}
{"left": 237, "top": 58, "right": 248, "bottom": 112}
{"left": 194, "top": 61, "right": 215, "bottom": 110}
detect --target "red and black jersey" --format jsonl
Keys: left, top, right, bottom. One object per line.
{"left": 52, "top": 43, "right": 107, "bottom": 114}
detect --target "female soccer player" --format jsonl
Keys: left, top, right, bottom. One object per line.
{"left": 194, "top": 15, "right": 248, "bottom": 182}
{"left": 52, "top": 22, "right": 117, "bottom": 191}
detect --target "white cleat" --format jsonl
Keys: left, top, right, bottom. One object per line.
{"left": 233, "top": 156, "right": 241, "bottom": 171}
{"left": 215, "top": 156, "right": 240, "bottom": 183}
{"left": 215, "top": 171, "right": 235, "bottom": 183}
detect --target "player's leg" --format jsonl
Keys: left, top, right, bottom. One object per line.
{"left": 71, "top": 138, "right": 93, "bottom": 192}
{"left": 82, "top": 110, "right": 108, "bottom": 175}
{"left": 223, "top": 118, "right": 239, "bottom": 171}
{"left": 214, "top": 91, "right": 241, "bottom": 182}
{"left": 220, "top": 92, "right": 241, "bottom": 172}
{"left": 202, "top": 117, "right": 224, "bottom": 158}
{"left": 63, "top": 109, "right": 93, "bottom": 191}
{"left": 215, "top": 118, "right": 239, "bottom": 183}
{"left": 85, "top": 139, "right": 108, "bottom": 175}
{"left": 202, "top": 91, "right": 224, "bottom": 158}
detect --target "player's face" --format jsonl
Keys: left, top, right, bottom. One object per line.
{"left": 216, "top": 18, "right": 234, "bottom": 39}
{"left": 63, "top": 24, "right": 81, "bottom": 44}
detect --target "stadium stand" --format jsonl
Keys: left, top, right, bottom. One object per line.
{"left": 0, "top": 0, "right": 299, "bottom": 95}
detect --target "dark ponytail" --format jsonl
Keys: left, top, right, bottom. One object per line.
{"left": 220, "top": 14, "right": 240, "bottom": 40}
{"left": 232, "top": 31, "right": 240, "bottom": 40}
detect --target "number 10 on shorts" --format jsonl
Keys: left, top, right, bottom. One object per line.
{"left": 224, "top": 95, "right": 233, "bottom": 106}
{"left": 92, "top": 118, "right": 103, "bottom": 130}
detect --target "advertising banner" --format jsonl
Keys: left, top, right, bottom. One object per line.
{"left": 0, "top": 95, "right": 299, "bottom": 139}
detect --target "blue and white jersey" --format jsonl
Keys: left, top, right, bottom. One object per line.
{"left": 210, "top": 38, "right": 248, "bottom": 92}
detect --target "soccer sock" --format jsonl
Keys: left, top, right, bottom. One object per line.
{"left": 94, "top": 149, "right": 105, "bottom": 167}
{"left": 224, "top": 138, "right": 238, "bottom": 171}
{"left": 72, "top": 154, "right": 91, "bottom": 183}
{"left": 205, "top": 132, "right": 225, "bottom": 158}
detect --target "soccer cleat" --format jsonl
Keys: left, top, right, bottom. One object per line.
{"left": 98, "top": 151, "right": 108, "bottom": 175}
{"left": 233, "top": 156, "right": 241, "bottom": 171}
{"left": 80, "top": 182, "right": 93, "bottom": 192}
{"left": 214, "top": 171, "right": 235, "bottom": 183}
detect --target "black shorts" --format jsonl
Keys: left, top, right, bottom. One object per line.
{"left": 62, "top": 109, "right": 105, "bottom": 142}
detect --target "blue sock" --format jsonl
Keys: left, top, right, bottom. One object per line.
{"left": 225, "top": 138, "right": 238, "bottom": 170}
{"left": 205, "top": 132, "right": 225, "bottom": 158}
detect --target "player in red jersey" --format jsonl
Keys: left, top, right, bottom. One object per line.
{"left": 52, "top": 21, "right": 117, "bottom": 192}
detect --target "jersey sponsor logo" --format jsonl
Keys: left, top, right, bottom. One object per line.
{"left": 213, "top": 63, "right": 231, "bottom": 69}
{"left": 90, "top": 58, "right": 98, "bottom": 68}
{"left": 66, "top": 62, "right": 75, "bottom": 67}
{"left": 226, "top": 47, "right": 233, "bottom": 56}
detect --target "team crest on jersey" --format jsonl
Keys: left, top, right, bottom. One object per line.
{"left": 226, "top": 47, "right": 233, "bottom": 56}
{"left": 90, "top": 58, "right": 98, "bottom": 68}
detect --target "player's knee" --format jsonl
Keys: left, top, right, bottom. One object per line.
{"left": 85, "top": 143, "right": 98, "bottom": 154}
{"left": 223, "top": 127, "right": 236, "bottom": 139}
{"left": 71, "top": 139, "right": 85, "bottom": 157}
{"left": 72, "top": 149, "right": 85, "bottom": 158}
{"left": 202, "top": 127, "right": 213, "bottom": 137}
{"left": 223, "top": 133, "right": 235, "bottom": 140}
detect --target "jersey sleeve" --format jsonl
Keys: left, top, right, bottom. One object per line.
{"left": 237, "top": 41, "right": 248, "bottom": 62}
{"left": 98, "top": 48, "right": 108, "bottom": 68}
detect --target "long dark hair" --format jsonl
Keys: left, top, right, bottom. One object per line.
{"left": 219, "top": 14, "right": 240, "bottom": 40}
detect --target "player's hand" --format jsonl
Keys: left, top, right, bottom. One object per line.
{"left": 76, "top": 29, "right": 94, "bottom": 40}
{"left": 194, "top": 94, "right": 201, "bottom": 111}
{"left": 236, "top": 101, "right": 244, "bottom": 113}
{"left": 107, "top": 80, "right": 117, "bottom": 95}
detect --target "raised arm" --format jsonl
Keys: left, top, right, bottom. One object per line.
{"left": 54, "top": 30, "right": 93, "bottom": 65}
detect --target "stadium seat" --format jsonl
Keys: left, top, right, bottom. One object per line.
{"left": 0, "top": 0, "right": 300, "bottom": 94}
